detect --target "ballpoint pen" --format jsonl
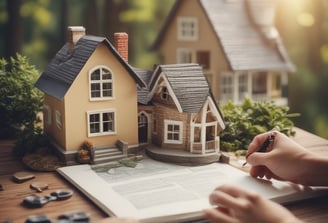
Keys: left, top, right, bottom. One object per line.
{"left": 242, "top": 131, "right": 276, "bottom": 166}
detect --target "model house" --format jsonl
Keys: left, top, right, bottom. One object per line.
{"left": 137, "top": 64, "right": 225, "bottom": 157}
{"left": 35, "top": 27, "right": 146, "bottom": 164}
{"left": 36, "top": 26, "right": 225, "bottom": 165}
{"left": 151, "top": 0, "right": 295, "bottom": 105}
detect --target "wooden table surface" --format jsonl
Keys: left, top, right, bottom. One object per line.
{"left": 1, "top": 127, "right": 328, "bottom": 222}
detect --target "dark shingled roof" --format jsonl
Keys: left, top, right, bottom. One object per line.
{"left": 144, "top": 64, "right": 213, "bottom": 113}
{"left": 152, "top": 0, "right": 294, "bottom": 72}
{"left": 35, "top": 35, "right": 145, "bottom": 100}
{"left": 134, "top": 67, "right": 153, "bottom": 105}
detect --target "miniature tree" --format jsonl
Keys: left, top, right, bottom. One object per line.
{"left": 0, "top": 54, "right": 43, "bottom": 139}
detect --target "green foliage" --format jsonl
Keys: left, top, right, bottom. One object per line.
{"left": 220, "top": 98, "right": 300, "bottom": 152}
{"left": 0, "top": 54, "right": 43, "bottom": 139}
{"left": 92, "top": 158, "right": 139, "bottom": 172}
{"left": 13, "top": 126, "right": 50, "bottom": 157}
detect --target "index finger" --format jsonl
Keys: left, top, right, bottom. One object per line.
{"left": 246, "top": 131, "right": 276, "bottom": 158}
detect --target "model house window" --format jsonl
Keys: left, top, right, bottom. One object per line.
{"left": 177, "top": 48, "right": 192, "bottom": 63}
{"left": 273, "top": 73, "right": 282, "bottom": 91}
{"left": 177, "top": 17, "right": 198, "bottom": 41}
{"left": 220, "top": 73, "right": 233, "bottom": 101}
{"left": 89, "top": 66, "right": 113, "bottom": 100}
{"left": 196, "top": 51, "right": 210, "bottom": 69}
{"left": 164, "top": 120, "right": 183, "bottom": 144}
{"left": 55, "top": 110, "right": 62, "bottom": 129}
{"left": 43, "top": 105, "right": 52, "bottom": 125}
{"left": 238, "top": 73, "right": 248, "bottom": 99}
{"left": 252, "top": 72, "right": 267, "bottom": 94}
{"left": 161, "top": 86, "right": 169, "bottom": 100}
{"left": 88, "top": 110, "right": 115, "bottom": 136}
{"left": 138, "top": 113, "right": 147, "bottom": 128}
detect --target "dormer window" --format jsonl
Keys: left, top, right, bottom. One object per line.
{"left": 177, "top": 17, "right": 198, "bottom": 41}
{"left": 89, "top": 66, "right": 113, "bottom": 100}
{"left": 161, "top": 86, "right": 169, "bottom": 100}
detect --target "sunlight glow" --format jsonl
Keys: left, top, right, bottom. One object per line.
{"left": 297, "top": 12, "right": 315, "bottom": 27}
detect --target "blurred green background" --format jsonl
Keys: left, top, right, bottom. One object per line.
{"left": 0, "top": 0, "right": 327, "bottom": 139}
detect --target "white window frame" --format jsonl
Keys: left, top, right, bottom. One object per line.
{"left": 238, "top": 72, "right": 248, "bottom": 101}
{"left": 177, "top": 48, "right": 192, "bottom": 64}
{"left": 164, "top": 120, "right": 183, "bottom": 144}
{"left": 220, "top": 72, "right": 234, "bottom": 102}
{"left": 87, "top": 110, "right": 116, "bottom": 137}
{"left": 55, "top": 110, "right": 62, "bottom": 129}
{"left": 89, "top": 66, "right": 114, "bottom": 101}
{"left": 177, "top": 17, "right": 198, "bottom": 41}
{"left": 43, "top": 104, "right": 52, "bottom": 126}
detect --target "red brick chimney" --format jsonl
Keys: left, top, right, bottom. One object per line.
{"left": 67, "top": 26, "right": 86, "bottom": 54}
{"left": 114, "top": 32, "right": 128, "bottom": 62}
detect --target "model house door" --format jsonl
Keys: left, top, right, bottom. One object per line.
{"left": 138, "top": 113, "right": 148, "bottom": 143}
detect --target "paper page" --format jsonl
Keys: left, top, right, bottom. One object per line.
{"left": 56, "top": 159, "right": 315, "bottom": 222}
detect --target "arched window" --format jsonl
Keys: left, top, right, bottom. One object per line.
{"left": 89, "top": 66, "right": 113, "bottom": 100}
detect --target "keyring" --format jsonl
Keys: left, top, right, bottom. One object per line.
{"left": 22, "top": 189, "right": 73, "bottom": 208}
{"left": 50, "top": 189, "right": 74, "bottom": 200}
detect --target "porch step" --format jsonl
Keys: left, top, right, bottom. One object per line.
{"left": 92, "top": 147, "right": 126, "bottom": 165}
{"left": 191, "top": 148, "right": 216, "bottom": 154}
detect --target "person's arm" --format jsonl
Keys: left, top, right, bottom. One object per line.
{"left": 246, "top": 131, "right": 328, "bottom": 186}
{"left": 203, "top": 184, "right": 304, "bottom": 223}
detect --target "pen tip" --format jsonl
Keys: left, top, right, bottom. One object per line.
{"left": 242, "top": 162, "right": 247, "bottom": 166}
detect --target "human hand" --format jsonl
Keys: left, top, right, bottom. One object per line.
{"left": 246, "top": 131, "right": 319, "bottom": 185}
{"left": 203, "top": 184, "right": 303, "bottom": 223}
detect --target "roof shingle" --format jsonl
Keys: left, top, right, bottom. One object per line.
{"left": 36, "top": 35, "right": 145, "bottom": 100}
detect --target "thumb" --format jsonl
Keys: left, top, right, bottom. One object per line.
{"left": 247, "top": 152, "right": 268, "bottom": 166}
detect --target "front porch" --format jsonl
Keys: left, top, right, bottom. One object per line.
{"left": 146, "top": 145, "right": 221, "bottom": 165}
{"left": 191, "top": 139, "right": 219, "bottom": 154}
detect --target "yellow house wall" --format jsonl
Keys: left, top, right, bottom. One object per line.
{"left": 62, "top": 44, "right": 139, "bottom": 151}
{"left": 158, "top": 0, "right": 230, "bottom": 100}
{"left": 43, "top": 94, "right": 66, "bottom": 149}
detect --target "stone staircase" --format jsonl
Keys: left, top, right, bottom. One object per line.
{"left": 92, "top": 146, "right": 127, "bottom": 166}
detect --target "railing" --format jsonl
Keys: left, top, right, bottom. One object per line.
{"left": 192, "top": 139, "right": 218, "bottom": 154}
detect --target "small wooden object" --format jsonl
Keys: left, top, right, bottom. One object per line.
{"left": 30, "top": 182, "right": 48, "bottom": 192}
{"left": 13, "top": 171, "right": 35, "bottom": 183}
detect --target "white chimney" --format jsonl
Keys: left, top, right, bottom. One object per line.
{"left": 67, "top": 26, "right": 86, "bottom": 54}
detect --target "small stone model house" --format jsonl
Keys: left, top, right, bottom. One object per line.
{"left": 137, "top": 64, "right": 225, "bottom": 156}
{"left": 152, "top": 0, "right": 295, "bottom": 105}
{"left": 36, "top": 26, "right": 225, "bottom": 165}
{"left": 36, "top": 27, "right": 146, "bottom": 164}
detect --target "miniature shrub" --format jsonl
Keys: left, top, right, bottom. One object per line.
{"left": 77, "top": 140, "right": 94, "bottom": 164}
{"left": 13, "top": 126, "right": 50, "bottom": 157}
{"left": 220, "top": 98, "right": 300, "bottom": 153}
{"left": 0, "top": 54, "right": 43, "bottom": 139}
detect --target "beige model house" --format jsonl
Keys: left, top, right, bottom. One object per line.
{"left": 152, "top": 0, "right": 295, "bottom": 105}
{"left": 36, "top": 27, "right": 146, "bottom": 164}
{"left": 36, "top": 26, "right": 225, "bottom": 165}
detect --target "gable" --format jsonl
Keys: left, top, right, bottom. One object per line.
{"left": 147, "top": 64, "right": 214, "bottom": 114}
{"left": 152, "top": 0, "right": 295, "bottom": 72}
{"left": 151, "top": 0, "right": 201, "bottom": 50}
{"left": 36, "top": 35, "right": 145, "bottom": 100}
